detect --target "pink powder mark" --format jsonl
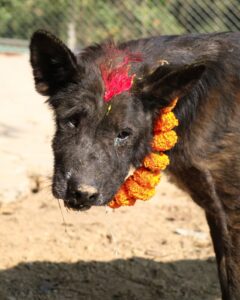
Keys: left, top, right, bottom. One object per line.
{"left": 100, "top": 53, "right": 142, "bottom": 102}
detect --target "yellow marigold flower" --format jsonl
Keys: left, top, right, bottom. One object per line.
{"left": 125, "top": 176, "right": 155, "bottom": 200}
{"left": 133, "top": 167, "right": 161, "bottom": 188}
{"left": 154, "top": 112, "right": 179, "bottom": 133}
{"left": 143, "top": 152, "right": 170, "bottom": 172}
{"left": 152, "top": 130, "right": 178, "bottom": 152}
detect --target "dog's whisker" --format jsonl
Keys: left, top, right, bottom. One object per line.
{"left": 57, "top": 198, "right": 68, "bottom": 233}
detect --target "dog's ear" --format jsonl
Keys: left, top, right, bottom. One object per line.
{"left": 30, "top": 30, "right": 78, "bottom": 96}
{"left": 134, "top": 63, "right": 206, "bottom": 110}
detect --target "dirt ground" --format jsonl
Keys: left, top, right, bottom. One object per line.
{"left": 0, "top": 54, "right": 221, "bottom": 300}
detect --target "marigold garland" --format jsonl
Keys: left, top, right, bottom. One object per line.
{"left": 108, "top": 97, "right": 179, "bottom": 208}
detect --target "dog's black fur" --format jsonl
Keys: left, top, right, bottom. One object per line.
{"left": 30, "top": 30, "right": 240, "bottom": 299}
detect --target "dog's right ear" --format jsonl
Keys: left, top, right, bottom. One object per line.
{"left": 30, "top": 30, "right": 78, "bottom": 96}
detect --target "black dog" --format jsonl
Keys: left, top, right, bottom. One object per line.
{"left": 30, "top": 30, "right": 240, "bottom": 299}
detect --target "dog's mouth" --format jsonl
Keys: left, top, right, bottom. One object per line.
{"left": 63, "top": 200, "right": 92, "bottom": 211}
{"left": 55, "top": 189, "right": 112, "bottom": 211}
{"left": 62, "top": 196, "right": 108, "bottom": 211}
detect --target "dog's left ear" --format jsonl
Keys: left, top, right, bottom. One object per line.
{"left": 30, "top": 30, "right": 78, "bottom": 96}
{"left": 134, "top": 63, "right": 206, "bottom": 110}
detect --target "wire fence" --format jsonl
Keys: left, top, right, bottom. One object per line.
{"left": 0, "top": 0, "right": 239, "bottom": 52}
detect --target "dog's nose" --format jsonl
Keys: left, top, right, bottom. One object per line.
{"left": 75, "top": 185, "right": 99, "bottom": 204}
{"left": 67, "top": 181, "right": 99, "bottom": 207}
{"left": 64, "top": 178, "right": 99, "bottom": 210}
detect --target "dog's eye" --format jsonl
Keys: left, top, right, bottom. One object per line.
{"left": 66, "top": 114, "right": 80, "bottom": 129}
{"left": 115, "top": 129, "right": 132, "bottom": 146}
{"left": 118, "top": 131, "right": 130, "bottom": 140}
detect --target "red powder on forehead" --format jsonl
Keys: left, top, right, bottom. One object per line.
{"left": 100, "top": 50, "right": 142, "bottom": 102}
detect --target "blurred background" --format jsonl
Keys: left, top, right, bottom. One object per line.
{"left": 0, "top": 1, "right": 239, "bottom": 299}
{"left": 0, "top": 0, "right": 240, "bottom": 52}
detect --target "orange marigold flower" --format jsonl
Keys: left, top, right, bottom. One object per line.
{"left": 109, "top": 186, "right": 136, "bottom": 207}
{"left": 108, "top": 199, "right": 121, "bottom": 208}
{"left": 133, "top": 167, "right": 161, "bottom": 189}
{"left": 125, "top": 176, "right": 155, "bottom": 200}
{"left": 152, "top": 130, "right": 178, "bottom": 152}
{"left": 154, "top": 111, "right": 179, "bottom": 133}
{"left": 143, "top": 152, "right": 170, "bottom": 172}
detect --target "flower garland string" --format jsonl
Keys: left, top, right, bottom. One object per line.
{"left": 99, "top": 51, "right": 179, "bottom": 208}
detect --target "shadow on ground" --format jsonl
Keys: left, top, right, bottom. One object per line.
{"left": 0, "top": 257, "right": 220, "bottom": 300}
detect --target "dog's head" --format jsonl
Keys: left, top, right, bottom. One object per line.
{"left": 30, "top": 30, "right": 205, "bottom": 210}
